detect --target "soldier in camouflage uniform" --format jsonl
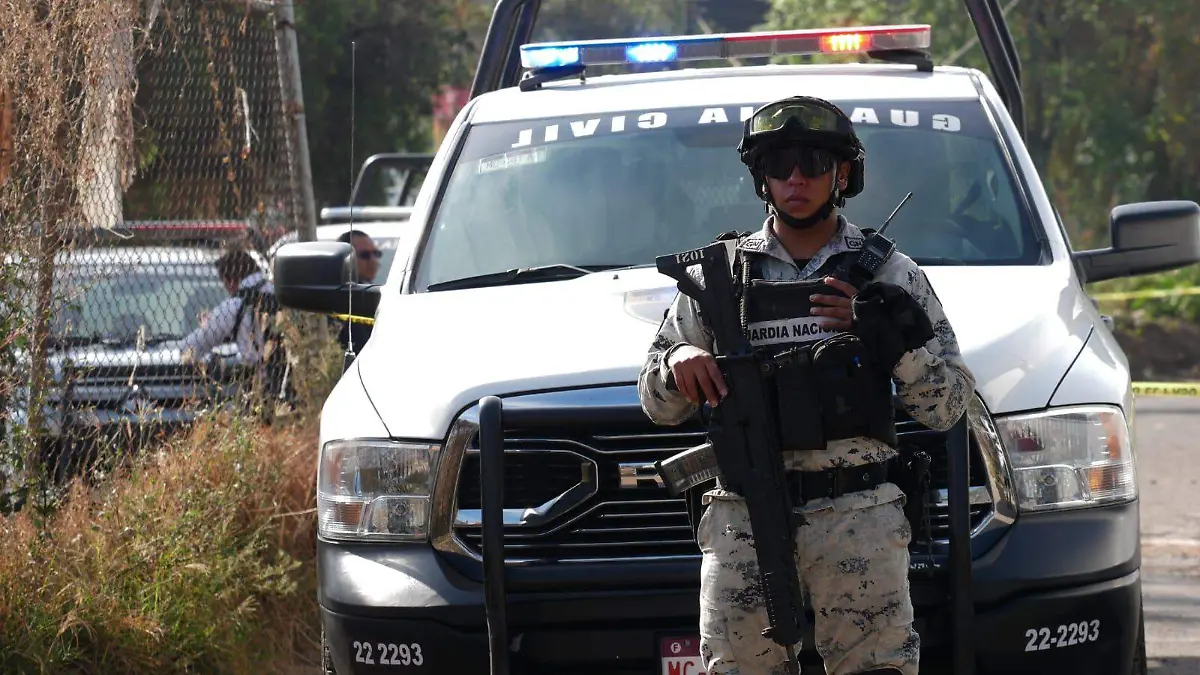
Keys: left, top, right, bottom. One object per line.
{"left": 637, "top": 96, "right": 975, "bottom": 675}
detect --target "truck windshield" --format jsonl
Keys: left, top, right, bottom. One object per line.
{"left": 53, "top": 264, "right": 229, "bottom": 344}
{"left": 414, "top": 98, "right": 1040, "bottom": 291}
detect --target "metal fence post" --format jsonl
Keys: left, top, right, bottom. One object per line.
{"left": 272, "top": 0, "right": 318, "bottom": 242}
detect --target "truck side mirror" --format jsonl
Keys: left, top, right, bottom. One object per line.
{"left": 273, "top": 242, "right": 381, "bottom": 318}
{"left": 1073, "top": 200, "right": 1200, "bottom": 283}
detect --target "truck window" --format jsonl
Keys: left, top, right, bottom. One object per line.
{"left": 414, "top": 98, "right": 1041, "bottom": 291}
{"left": 54, "top": 263, "right": 228, "bottom": 342}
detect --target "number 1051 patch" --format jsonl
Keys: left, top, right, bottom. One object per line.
{"left": 1024, "top": 621, "right": 1100, "bottom": 652}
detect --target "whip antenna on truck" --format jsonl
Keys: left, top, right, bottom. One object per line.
{"left": 343, "top": 40, "right": 358, "bottom": 372}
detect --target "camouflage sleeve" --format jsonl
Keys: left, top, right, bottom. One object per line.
{"left": 637, "top": 271, "right": 716, "bottom": 427}
{"left": 891, "top": 263, "right": 976, "bottom": 431}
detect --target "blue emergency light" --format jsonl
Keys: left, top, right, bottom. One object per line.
{"left": 519, "top": 24, "right": 932, "bottom": 70}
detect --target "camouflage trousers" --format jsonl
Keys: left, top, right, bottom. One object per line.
{"left": 696, "top": 491, "right": 920, "bottom": 675}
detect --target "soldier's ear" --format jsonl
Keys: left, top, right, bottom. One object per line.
{"left": 838, "top": 161, "right": 850, "bottom": 189}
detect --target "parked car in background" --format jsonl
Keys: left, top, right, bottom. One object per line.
{"left": 3, "top": 224, "right": 269, "bottom": 489}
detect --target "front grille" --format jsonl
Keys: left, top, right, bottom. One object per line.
{"left": 898, "top": 422, "right": 991, "bottom": 544}
{"left": 458, "top": 451, "right": 593, "bottom": 510}
{"left": 452, "top": 412, "right": 992, "bottom": 563}
{"left": 54, "top": 363, "right": 232, "bottom": 411}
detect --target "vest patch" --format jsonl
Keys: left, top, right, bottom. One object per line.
{"left": 746, "top": 317, "right": 843, "bottom": 347}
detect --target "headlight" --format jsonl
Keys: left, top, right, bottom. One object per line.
{"left": 994, "top": 405, "right": 1135, "bottom": 512}
{"left": 317, "top": 439, "right": 441, "bottom": 541}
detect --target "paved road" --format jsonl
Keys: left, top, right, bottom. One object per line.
{"left": 1136, "top": 396, "right": 1200, "bottom": 674}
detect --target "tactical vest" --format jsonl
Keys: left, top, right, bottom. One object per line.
{"left": 728, "top": 238, "right": 899, "bottom": 451}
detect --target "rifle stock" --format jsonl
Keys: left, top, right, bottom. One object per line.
{"left": 655, "top": 242, "right": 806, "bottom": 671}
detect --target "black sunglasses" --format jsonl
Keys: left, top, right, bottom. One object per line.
{"left": 357, "top": 250, "right": 383, "bottom": 261}
{"left": 758, "top": 146, "right": 839, "bottom": 181}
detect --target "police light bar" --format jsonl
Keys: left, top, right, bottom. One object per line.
{"left": 519, "top": 24, "right": 932, "bottom": 70}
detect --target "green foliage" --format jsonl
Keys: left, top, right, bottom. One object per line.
{"left": 292, "top": 0, "right": 706, "bottom": 208}
{"left": 762, "top": 0, "right": 1200, "bottom": 321}
{"left": 1089, "top": 266, "right": 1200, "bottom": 324}
{"left": 530, "top": 0, "right": 688, "bottom": 41}
{"left": 294, "top": 0, "right": 466, "bottom": 208}
{"left": 760, "top": 0, "right": 977, "bottom": 65}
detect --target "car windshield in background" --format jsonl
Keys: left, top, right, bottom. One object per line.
{"left": 53, "top": 264, "right": 228, "bottom": 344}
{"left": 414, "top": 98, "right": 1041, "bottom": 291}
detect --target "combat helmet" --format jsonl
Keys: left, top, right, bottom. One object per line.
{"left": 737, "top": 95, "right": 866, "bottom": 229}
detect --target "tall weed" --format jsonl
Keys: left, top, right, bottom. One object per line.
{"left": 0, "top": 409, "right": 322, "bottom": 675}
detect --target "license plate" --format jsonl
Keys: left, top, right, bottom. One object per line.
{"left": 660, "top": 635, "right": 706, "bottom": 675}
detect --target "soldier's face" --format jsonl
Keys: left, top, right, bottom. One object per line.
{"left": 763, "top": 150, "right": 849, "bottom": 220}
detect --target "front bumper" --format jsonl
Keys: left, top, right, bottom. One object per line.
{"left": 321, "top": 569, "right": 1141, "bottom": 675}
{"left": 32, "top": 404, "right": 234, "bottom": 483}
{"left": 319, "top": 501, "right": 1143, "bottom": 675}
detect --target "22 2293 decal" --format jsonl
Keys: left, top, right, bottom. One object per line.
{"left": 353, "top": 640, "right": 424, "bottom": 667}
{"left": 1024, "top": 621, "right": 1100, "bottom": 652}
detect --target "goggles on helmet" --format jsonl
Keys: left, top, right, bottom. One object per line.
{"left": 748, "top": 99, "right": 850, "bottom": 137}
{"left": 758, "top": 146, "right": 839, "bottom": 180}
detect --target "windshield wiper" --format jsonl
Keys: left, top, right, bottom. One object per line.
{"left": 426, "top": 264, "right": 623, "bottom": 292}
{"left": 49, "top": 335, "right": 121, "bottom": 348}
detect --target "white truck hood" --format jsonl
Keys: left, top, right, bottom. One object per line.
{"left": 354, "top": 265, "right": 1092, "bottom": 440}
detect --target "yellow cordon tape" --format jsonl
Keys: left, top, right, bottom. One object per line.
{"left": 330, "top": 298, "right": 1200, "bottom": 396}
{"left": 1132, "top": 382, "right": 1200, "bottom": 397}
{"left": 329, "top": 288, "right": 1195, "bottom": 316}
{"left": 331, "top": 313, "right": 376, "bottom": 326}
{"left": 1089, "top": 286, "right": 1200, "bottom": 396}
{"left": 1091, "top": 286, "right": 1200, "bottom": 301}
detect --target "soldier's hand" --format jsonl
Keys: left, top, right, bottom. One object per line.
{"left": 668, "top": 344, "right": 728, "bottom": 406}
{"left": 809, "top": 276, "right": 858, "bottom": 331}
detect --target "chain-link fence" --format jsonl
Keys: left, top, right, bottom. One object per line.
{"left": 0, "top": 0, "right": 321, "bottom": 512}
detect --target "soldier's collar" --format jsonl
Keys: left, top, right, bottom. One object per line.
{"left": 734, "top": 216, "right": 791, "bottom": 264}
{"left": 736, "top": 215, "right": 869, "bottom": 276}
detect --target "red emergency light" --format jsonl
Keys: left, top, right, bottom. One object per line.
{"left": 519, "top": 24, "right": 932, "bottom": 69}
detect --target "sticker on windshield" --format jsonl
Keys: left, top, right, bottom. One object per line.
{"left": 478, "top": 146, "right": 548, "bottom": 174}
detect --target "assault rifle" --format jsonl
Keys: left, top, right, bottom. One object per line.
{"left": 657, "top": 192, "right": 916, "bottom": 498}
{"left": 654, "top": 242, "right": 806, "bottom": 675}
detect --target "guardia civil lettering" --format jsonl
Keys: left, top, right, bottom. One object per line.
{"left": 511, "top": 106, "right": 963, "bottom": 149}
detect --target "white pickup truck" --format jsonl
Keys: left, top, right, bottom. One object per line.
{"left": 272, "top": 3, "right": 1200, "bottom": 674}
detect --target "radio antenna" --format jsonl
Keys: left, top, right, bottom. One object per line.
{"left": 344, "top": 40, "right": 358, "bottom": 366}
{"left": 877, "top": 191, "right": 913, "bottom": 237}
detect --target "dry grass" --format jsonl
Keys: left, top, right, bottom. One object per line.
{"left": 0, "top": 2, "right": 341, "bottom": 671}
{"left": 0, "top": 408, "right": 324, "bottom": 675}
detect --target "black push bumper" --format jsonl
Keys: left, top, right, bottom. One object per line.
{"left": 319, "top": 546, "right": 1141, "bottom": 675}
